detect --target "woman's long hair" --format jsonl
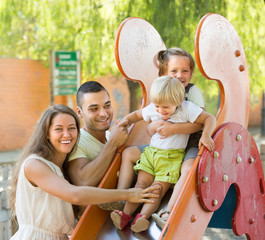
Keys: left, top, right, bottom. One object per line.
{"left": 10, "top": 105, "right": 80, "bottom": 221}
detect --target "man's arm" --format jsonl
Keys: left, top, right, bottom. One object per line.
{"left": 68, "top": 123, "right": 128, "bottom": 186}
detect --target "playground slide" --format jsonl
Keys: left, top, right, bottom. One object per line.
{"left": 70, "top": 14, "right": 265, "bottom": 240}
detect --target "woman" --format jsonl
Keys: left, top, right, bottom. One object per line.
{"left": 10, "top": 105, "right": 158, "bottom": 240}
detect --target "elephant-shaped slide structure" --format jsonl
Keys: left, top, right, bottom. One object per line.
{"left": 70, "top": 14, "right": 265, "bottom": 240}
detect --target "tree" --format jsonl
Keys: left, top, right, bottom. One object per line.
{"left": 0, "top": 0, "right": 264, "bottom": 98}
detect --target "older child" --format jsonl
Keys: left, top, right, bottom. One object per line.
{"left": 10, "top": 105, "right": 159, "bottom": 240}
{"left": 110, "top": 76, "right": 216, "bottom": 233}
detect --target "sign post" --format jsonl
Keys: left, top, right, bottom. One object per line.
{"left": 50, "top": 50, "right": 81, "bottom": 105}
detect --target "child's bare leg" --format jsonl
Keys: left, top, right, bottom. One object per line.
{"left": 99, "top": 146, "right": 143, "bottom": 212}
{"left": 123, "top": 170, "right": 154, "bottom": 216}
{"left": 130, "top": 181, "right": 170, "bottom": 233}
{"left": 140, "top": 181, "right": 171, "bottom": 219}
{"left": 152, "top": 159, "right": 194, "bottom": 229}
{"left": 117, "top": 146, "right": 141, "bottom": 189}
{"left": 165, "top": 158, "right": 194, "bottom": 213}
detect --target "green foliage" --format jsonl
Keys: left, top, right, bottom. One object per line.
{"left": 0, "top": 0, "right": 264, "bottom": 97}
{"left": 0, "top": 0, "right": 114, "bottom": 79}
{"left": 227, "top": 1, "right": 265, "bottom": 95}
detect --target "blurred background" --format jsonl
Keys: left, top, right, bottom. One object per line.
{"left": 0, "top": 0, "right": 264, "bottom": 150}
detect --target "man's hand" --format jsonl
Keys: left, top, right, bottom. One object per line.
{"left": 109, "top": 121, "right": 129, "bottom": 149}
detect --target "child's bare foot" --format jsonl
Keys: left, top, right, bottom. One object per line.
{"left": 130, "top": 213, "right": 150, "bottom": 233}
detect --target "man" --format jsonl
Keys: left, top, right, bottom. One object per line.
{"left": 68, "top": 81, "right": 129, "bottom": 188}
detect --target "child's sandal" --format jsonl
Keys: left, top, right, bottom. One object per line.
{"left": 110, "top": 210, "right": 132, "bottom": 230}
{"left": 151, "top": 208, "right": 170, "bottom": 229}
{"left": 130, "top": 213, "right": 150, "bottom": 233}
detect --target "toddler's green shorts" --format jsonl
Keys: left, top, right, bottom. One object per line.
{"left": 134, "top": 146, "right": 185, "bottom": 184}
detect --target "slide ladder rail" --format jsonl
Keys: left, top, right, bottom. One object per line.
{"left": 194, "top": 13, "right": 264, "bottom": 240}
{"left": 161, "top": 13, "right": 261, "bottom": 240}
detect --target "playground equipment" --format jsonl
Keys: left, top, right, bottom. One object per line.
{"left": 70, "top": 14, "right": 265, "bottom": 240}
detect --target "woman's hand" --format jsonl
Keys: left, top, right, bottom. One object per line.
{"left": 127, "top": 185, "right": 160, "bottom": 203}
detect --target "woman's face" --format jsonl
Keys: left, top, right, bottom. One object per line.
{"left": 48, "top": 113, "right": 78, "bottom": 159}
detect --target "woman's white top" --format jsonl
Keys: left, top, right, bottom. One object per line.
{"left": 11, "top": 154, "right": 75, "bottom": 240}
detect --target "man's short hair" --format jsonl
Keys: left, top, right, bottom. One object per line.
{"left": 76, "top": 81, "right": 108, "bottom": 107}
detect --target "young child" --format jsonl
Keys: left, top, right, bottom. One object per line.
{"left": 110, "top": 76, "right": 216, "bottom": 233}
{"left": 99, "top": 48, "right": 208, "bottom": 216}
{"left": 152, "top": 47, "right": 207, "bottom": 228}
{"left": 10, "top": 105, "right": 159, "bottom": 240}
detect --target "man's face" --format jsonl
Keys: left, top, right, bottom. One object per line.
{"left": 77, "top": 90, "right": 113, "bottom": 133}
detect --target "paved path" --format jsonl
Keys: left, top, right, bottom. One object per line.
{"left": 203, "top": 228, "right": 246, "bottom": 239}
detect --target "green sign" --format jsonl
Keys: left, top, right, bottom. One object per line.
{"left": 51, "top": 51, "right": 81, "bottom": 96}
{"left": 55, "top": 51, "right": 77, "bottom": 67}
{"left": 54, "top": 87, "right": 78, "bottom": 96}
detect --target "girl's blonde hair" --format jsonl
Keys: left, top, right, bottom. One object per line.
{"left": 150, "top": 76, "right": 185, "bottom": 106}
{"left": 157, "top": 47, "right": 195, "bottom": 76}
{"left": 10, "top": 105, "right": 80, "bottom": 221}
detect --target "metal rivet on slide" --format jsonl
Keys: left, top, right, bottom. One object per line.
{"left": 202, "top": 176, "right": 208, "bottom": 183}
{"left": 214, "top": 151, "right": 219, "bottom": 159}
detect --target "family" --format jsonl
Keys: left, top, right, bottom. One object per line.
{"left": 10, "top": 47, "right": 216, "bottom": 239}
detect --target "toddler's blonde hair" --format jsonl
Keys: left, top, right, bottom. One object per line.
{"left": 150, "top": 76, "right": 185, "bottom": 106}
